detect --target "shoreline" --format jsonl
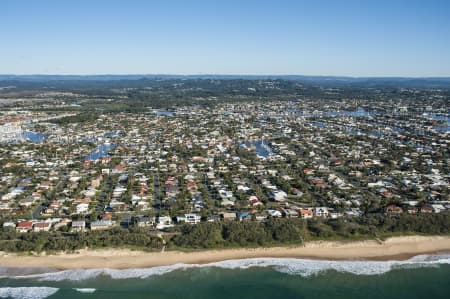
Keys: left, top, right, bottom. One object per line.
{"left": 1, "top": 235, "right": 449, "bottom": 270}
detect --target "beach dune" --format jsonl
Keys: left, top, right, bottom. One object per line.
{"left": 1, "top": 236, "right": 449, "bottom": 270}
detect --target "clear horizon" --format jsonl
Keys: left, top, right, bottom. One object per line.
{"left": 1, "top": 0, "right": 450, "bottom": 77}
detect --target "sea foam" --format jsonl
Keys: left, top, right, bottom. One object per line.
{"left": 74, "top": 288, "right": 96, "bottom": 293}
{"left": 7, "top": 253, "right": 450, "bottom": 281}
{"left": 0, "top": 287, "right": 59, "bottom": 299}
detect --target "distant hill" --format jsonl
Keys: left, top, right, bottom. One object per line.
{"left": 1, "top": 74, "right": 450, "bottom": 89}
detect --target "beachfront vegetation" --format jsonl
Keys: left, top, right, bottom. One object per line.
{"left": 0, "top": 212, "right": 448, "bottom": 253}
{"left": 171, "top": 212, "right": 450, "bottom": 249}
{"left": 0, "top": 227, "right": 164, "bottom": 253}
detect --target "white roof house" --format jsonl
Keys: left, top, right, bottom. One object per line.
{"left": 177, "top": 213, "right": 201, "bottom": 225}
{"left": 76, "top": 203, "right": 89, "bottom": 214}
{"left": 156, "top": 216, "right": 173, "bottom": 230}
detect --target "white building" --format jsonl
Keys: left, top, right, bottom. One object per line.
{"left": 270, "top": 190, "right": 287, "bottom": 202}
{"left": 268, "top": 209, "right": 282, "bottom": 217}
{"left": 314, "top": 207, "right": 329, "bottom": 218}
{"left": 71, "top": 220, "right": 86, "bottom": 232}
{"left": 0, "top": 123, "right": 23, "bottom": 143}
{"left": 177, "top": 213, "right": 201, "bottom": 225}
{"left": 156, "top": 216, "right": 173, "bottom": 230}
{"left": 76, "top": 203, "right": 89, "bottom": 214}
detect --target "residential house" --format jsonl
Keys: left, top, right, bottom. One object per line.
{"left": 156, "top": 216, "right": 173, "bottom": 230}
{"left": 220, "top": 212, "right": 237, "bottom": 221}
{"left": 76, "top": 203, "right": 89, "bottom": 214}
{"left": 136, "top": 215, "right": 156, "bottom": 227}
{"left": 2, "top": 222, "right": 16, "bottom": 229}
{"left": 33, "top": 222, "right": 51, "bottom": 232}
{"left": 314, "top": 207, "right": 329, "bottom": 218}
{"left": 268, "top": 209, "right": 282, "bottom": 218}
{"left": 299, "top": 208, "right": 314, "bottom": 219}
{"left": 16, "top": 221, "right": 33, "bottom": 233}
{"left": 90, "top": 220, "right": 115, "bottom": 230}
{"left": 71, "top": 220, "right": 86, "bottom": 232}
{"left": 270, "top": 190, "right": 287, "bottom": 202}
{"left": 176, "top": 213, "right": 201, "bottom": 225}
{"left": 385, "top": 205, "right": 403, "bottom": 214}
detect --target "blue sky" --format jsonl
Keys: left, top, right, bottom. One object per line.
{"left": 1, "top": 0, "right": 449, "bottom": 76}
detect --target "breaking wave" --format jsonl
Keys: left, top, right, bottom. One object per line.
{"left": 74, "top": 288, "right": 96, "bottom": 293}
{"left": 0, "top": 287, "right": 59, "bottom": 299}
{"left": 5, "top": 254, "right": 450, "bottom": 281}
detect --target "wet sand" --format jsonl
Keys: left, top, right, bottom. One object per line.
{"left": 1, "top": 236, "right": 449, "bottom": 270}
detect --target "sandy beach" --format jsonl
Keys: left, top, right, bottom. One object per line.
{"left": 1, "top": 235, "right": 449, "bottom": 270}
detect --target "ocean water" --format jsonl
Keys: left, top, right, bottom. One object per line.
{"left": 0, "top": 254, "right": 449, "bottom": 299}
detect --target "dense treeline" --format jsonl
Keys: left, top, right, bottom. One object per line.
{"left": 172, "top": 212, "right": 450, "bottom": 249}
{"left": 359, "top": 212, "right": 450, "bottom": 235}
{"left": 50, "top": 112, "right": 98, "bottom": 124}
{"left": 172, "top": 218, "right": 306, "bottom": 248}
{"left": 0, "top": 227, "right": 163, "bottom": 253}
{"left": 0, "top": 213, "right": 448, "bottom": 253}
